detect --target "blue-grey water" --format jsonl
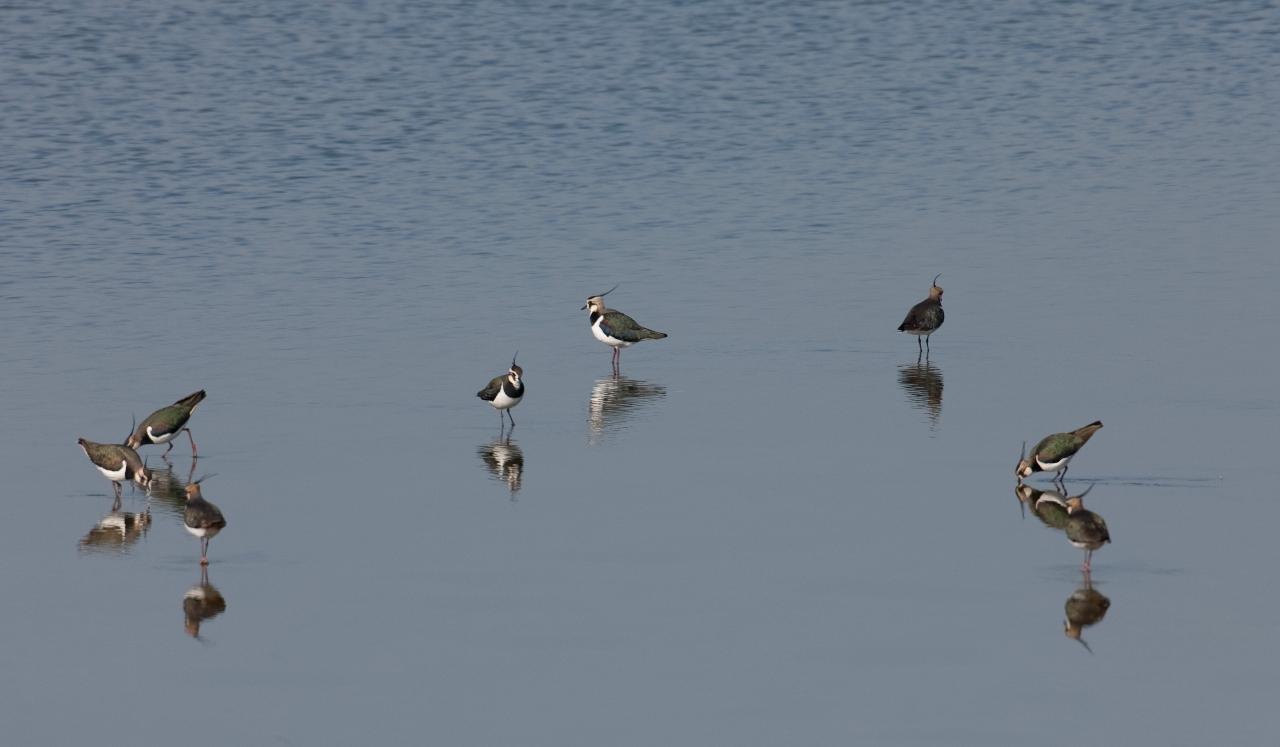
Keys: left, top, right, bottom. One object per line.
{"left": 3, "top": 1, "right": 1279, "bottom": 744}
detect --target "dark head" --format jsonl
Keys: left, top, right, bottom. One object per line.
{"left": 927, "top": 273, "right": 943, "bottom": 301}
{"left": 581, "top": 284, "right": 618, "bottom": 312}
{"left": 509, "top": 352, "right": 523, "bottom": 383}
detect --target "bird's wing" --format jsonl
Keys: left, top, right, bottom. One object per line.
{"left": 476, "top": 376, "right": 504, "bottom": 401}
{"left": 1034, "top": 433, "right": 1080, "bottom": 462}
{"left": 600, "top": 310, "right": 649, "bottom": 342}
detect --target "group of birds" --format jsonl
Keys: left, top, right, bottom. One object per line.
{"left": 476, "top": 285, "right": 670, "bottom": 429}
{"left": 477, "top": 280, "right": 1114, "bottom": 575}
{"left": 76, "top": 389, "right": 226, "bottom": 565}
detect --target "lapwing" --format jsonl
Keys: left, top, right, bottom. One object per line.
{"left": 476, "top": 353, "right": 524, "bottom": 431}
{"left": 183, "top": 567, "right": 227, "bottom": 638}
{"left": 1064, "top": 574, "right": 1111, "bottom": 653}
{"left": 897, "top": 274, "right": 945, "bottom": 356}
{"left": 1016, "top": 421, "right": 1104, "bottom": 484}
{"left": 183, "top": 477, "right": 227, "bottom": 566}
{"left": 581, "top": 285, "right": 667, "bottom": 373}
{"left": 77, "top": 437, "right": 152, "bottom": 509}
{"left": 1064, "top": 490, "right": 1110, "bottom": 572}
{"left": 128, "top": 389, "right": 206, "bottom": 457}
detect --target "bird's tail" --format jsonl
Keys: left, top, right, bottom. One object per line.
{"left": 174, "top": 390, "right": 208, "bottom": 408}
{"left": 1074, "top": 421, "right": 1104, "bottom": 441}
{"left": 641, "top": 329, "right": 668, "bottom": 340}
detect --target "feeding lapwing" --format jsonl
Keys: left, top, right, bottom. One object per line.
{"left": 127, "top": 389, "right": 206, "bottom": 457}
{"left": 897, "top": 274, "right": 945, "bottom": 356}
{"left": 1064, "top": 573, "right": 1111, "bottom": 653}
{"left": 1064, "top": 489, "right": 1110, "bottom": 572}
{"left": 77, "top": 436, "right": 152, "bottom": 509}
{"left": 183, "top": 476, "right": 227, "bottom": 566}
{"left": 476, "top": 353, "right": 524, "bottom": 431}
{"left": 581, "top": 285, "right": 667, "bottom": 373}
{"left": 1016, "top": 421, "right": 1104, "bottom": 484}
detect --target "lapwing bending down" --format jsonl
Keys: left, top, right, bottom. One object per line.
{"left": 128, "top": 389, "right": 206, "bottom": 457}
{"left": 183, "top": 479, "right": 227, "bottom": 566}
{"left": 1016, "top": 421, "right": 1103, "bottom": 484}
{"left": 77, "top": 438, "right": 152, "bottom": 509}
{"left": 897, "top": 274, "right": 945, "bottom": 356}
{"left": 1063, "top": 490, "right": 1110, "bottom": 572}
{"left": 581, "top": 285, "right": 667, "bottom": 373}
{"left": 476, "top": 353, "right": 524, "bottom": 430}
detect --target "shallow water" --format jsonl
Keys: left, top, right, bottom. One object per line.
{"left": 3, "top": 1, "right": 1279, "bottom": 744}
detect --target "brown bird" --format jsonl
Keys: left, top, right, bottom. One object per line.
{"left": 897, "top": 274, "right": 945, "bottom": 357}
{"left": 184, "top": 478, "right": 227, "bottom": 566}
{"left": 77, "top": 437, "right": 151, "bottom": 509}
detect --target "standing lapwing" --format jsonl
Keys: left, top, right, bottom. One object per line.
{"left": 183, "top": 477, "right": 227, "bottom": 566}
{"left": 581, "top": 285, "right": 667, "bottom": 374}
{"left": 77, "top": 436, "right": 152, "bottom": 510}
{"left": 897, "top": 274, "right": 945, "bottom": 357}
{"left": 476, "top": 353, "right": 524, "bottom": 431}
{"left": 1016, "top": 421, "right": 1104, "bottom": 484}
{"left": 128, "top": 389, "right": 206, "bottom": 457}
{"left": 1064, "top": 489, "right": 1110, "bottom": 572}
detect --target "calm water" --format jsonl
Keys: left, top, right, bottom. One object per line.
{"left": 3, "top": 1, "right": 1279, "bottom": 744}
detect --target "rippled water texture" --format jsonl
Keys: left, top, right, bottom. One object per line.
{"left": 2, "top": 1, "right": 1279, "bottom": 744}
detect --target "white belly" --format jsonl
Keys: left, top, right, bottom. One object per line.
{"left": 1036, "top": 455, "right": 1072, "bottom": 472}
{"left": 96, "top": 461, "right": 128, "bottom": 482}
{"left": 491, "top": 387, "right": 522, "bottom": 411}
{"left": 146, "top": 426, "right": 177, "bottom": 444}
{"left": 185, "top": 524, "right": 220, "bottom": 539}
{"left": 592, "top": 320, "right": 633, "bottom": 348}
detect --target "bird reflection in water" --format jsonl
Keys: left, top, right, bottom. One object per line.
{"left": 587, "top": 376, "right": 667, "bottom": 445}
{"left": 183, "top": 566, "right": 228, "bottom": 639}
{"left": 478, "top": 436, "right": 524, "bottom": 499}
{"left": 78, "top": 509, "right": 152, "bottom": 554}
{"left": 1014, "top": 482, "right": 1071, "bottom": 530}
{"left": 1064, "top": 571, "right": 1111, "bottom": 653}
{"left": 145, "top": 459, "right": 197, "bottom": 521}
{"left": 897, "top": 359, "right": 943, "bottom": 426}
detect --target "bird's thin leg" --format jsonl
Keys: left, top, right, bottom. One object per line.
{"left": 1082, "top": 550, "right": 1092, "bottom": 572}
{"left": 112, "top": 484, "right": 122, "bottom": 511}
{"left": 184, "top": 428, "right": 198, "bottom": 456}
{"left": 507, "top": 410, "right": 516, "bottom": 429}
{"left": 164, "top": 439, "right": 174, "bottom": 456}
{"left": 200, "top": 538, "right": 209, "bottom": 565}
{"left": 925, "top": 335, "right": 931, "bottom": 353}
{"left": 917, "top": 336, "right": 923, "bottom": 354}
